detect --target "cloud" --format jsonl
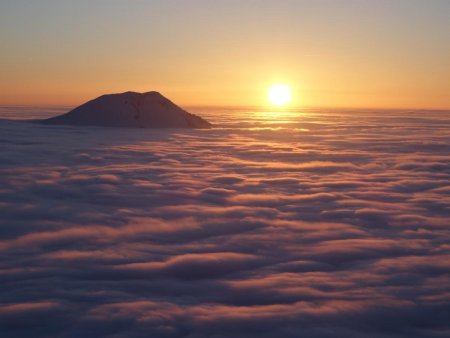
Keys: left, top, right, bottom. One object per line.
{"left": 114, "top": 252, "right": 262, "bottom": 280}
{"left": 0, "top": 109, "right": 449, "bottom": 337}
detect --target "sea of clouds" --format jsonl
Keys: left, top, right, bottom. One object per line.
{"left": 0, "top": 107, "right": 449, "bottom": 337}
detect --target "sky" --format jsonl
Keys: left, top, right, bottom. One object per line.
{"left": 0, "top": 0, "right": 449, "bottom": 108}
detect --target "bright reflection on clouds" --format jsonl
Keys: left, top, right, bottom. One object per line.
{"left": 0, "top": 107, "right": 449, "bottom": 337}
{"left": 251, "top": 110, "right": 303, "bottom": 124}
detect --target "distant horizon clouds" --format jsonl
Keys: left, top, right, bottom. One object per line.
{"left": 0, "top": 0, "right": 449, "bottom": 108}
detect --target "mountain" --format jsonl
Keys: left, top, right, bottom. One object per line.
{"left": 43, "top": 91, "right": 212, "bottom": 128}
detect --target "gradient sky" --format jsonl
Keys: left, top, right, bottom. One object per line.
{"left": 1, "top": 0, "right": 449, "bottom": 108}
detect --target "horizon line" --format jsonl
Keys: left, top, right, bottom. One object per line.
{"left": 1, "top": 103, "right": 449, "bottom": 112}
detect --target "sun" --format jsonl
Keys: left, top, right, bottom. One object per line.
{"left": 268, "top": 84, "right": 292, "bottom": 106}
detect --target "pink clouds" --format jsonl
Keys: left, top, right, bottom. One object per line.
{"left": 0, "top": 301, "right": 60, "bottom": 315}
{"left": 0, "top": 108, "right": 449, "bottom": 337}
{"left": 115, "top": 252, "right": 261, "bottom": 279}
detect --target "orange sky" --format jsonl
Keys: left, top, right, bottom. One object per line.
{"left": 1, "top": 1, "right": 449, "bottom": 109}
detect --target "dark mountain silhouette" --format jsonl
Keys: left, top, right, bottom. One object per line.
{"left": 43, "top": 91, "right": 212, "bottom": 128}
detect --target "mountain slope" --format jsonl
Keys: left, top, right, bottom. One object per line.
{"left": 43, "top": 91, "right": 212, "bottom": 129}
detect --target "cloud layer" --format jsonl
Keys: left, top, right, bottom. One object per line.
{"left": 0, "top": 108, "right": 449, "bottom": 337}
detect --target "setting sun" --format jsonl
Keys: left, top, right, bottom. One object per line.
{"left": 268, "top": 84, "right": 292, "bottom": 106}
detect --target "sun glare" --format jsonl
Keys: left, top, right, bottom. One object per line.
{"left": 268, "top": 84, "right": 292, "bottom": 106}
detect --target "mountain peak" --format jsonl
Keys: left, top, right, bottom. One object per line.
{"left": 43, "top": 91, "right": 212, "bottom": 129}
